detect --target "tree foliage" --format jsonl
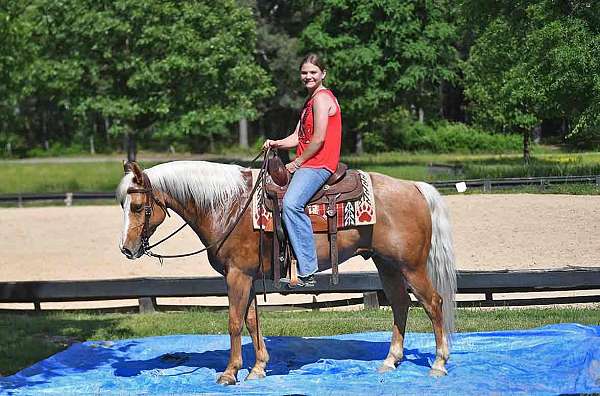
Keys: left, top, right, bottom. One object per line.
{"left": 1, "top": 0, "right": 599, "bottom": 157}
{"left": 3, "top": 0, "right": 273, "bottom": 156}
{"left": 302, "top": 0, "right": 460, "bottom": 150}
{"left": 462, "top": 0, "right": 600, "bottom": 143}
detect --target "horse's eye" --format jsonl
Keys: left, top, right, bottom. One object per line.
{"left": 131, "top": 203, "right": 143, "bottom": 213}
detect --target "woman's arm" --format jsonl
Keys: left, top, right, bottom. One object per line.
{"left": 262, "top": 119, "right": 300, "bottom": 150}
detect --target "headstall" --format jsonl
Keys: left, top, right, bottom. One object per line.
{"left": 126, "top": 172, "right": 169, "bottom": 254}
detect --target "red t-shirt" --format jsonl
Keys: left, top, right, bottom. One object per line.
{"left": 297, "top": 89, "right": 342, "bottom": 173}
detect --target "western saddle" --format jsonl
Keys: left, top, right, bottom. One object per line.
{"left": 263, "top": 153, "right": 365, "bottom": 286}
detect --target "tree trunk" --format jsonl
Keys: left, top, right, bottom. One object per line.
{"left": 104, "top": 117, "right": 111, "bottom": 142}
{"left": 439, "top": 82, "right": 444, "bottom": 118}
{"left": 42, "top": 110, "right": 49, "bottom": 151}
{"left": 532, "top": 124, "right": 542, "bottom": 144}
{"left": 355, "top": 131, "right": 364, "bottom": 154}
{"left": 208, "top": 132, "right": 215, "bottom": 152}
{"left": 239, "top": 117, "right": 248, "bottom": 148}
{"left": 126, "top": 131, "right": 137, "bottom": 162}
{"left": 523, "top": 129, "right": 530, "bottom": 165}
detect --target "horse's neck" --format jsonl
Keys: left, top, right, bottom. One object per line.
{"left": 159, "top": 189, "right": 237, "bottom": 248}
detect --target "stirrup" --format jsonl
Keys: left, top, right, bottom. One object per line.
{"left": 280, "top": 275, "right": 316, "bottom": 289}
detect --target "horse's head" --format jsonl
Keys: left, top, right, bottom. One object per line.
{"left": 118, "top": 161, "right": 168, "bottom": 259}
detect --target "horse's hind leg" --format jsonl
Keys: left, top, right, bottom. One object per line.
{"left": 374, "top": 259, "right": 411, "bottom": 373}
{"left": 244, "top": 287, "right": 269, "bottom": 380}
{"left": 217, "top": 268, "right": 253, "bottom": 385}
{"left": 402, "top": 267, "right": 449, "bottom": 376}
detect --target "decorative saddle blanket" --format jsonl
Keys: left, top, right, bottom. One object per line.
{"left": 251, "top": 169, "right": 376, "bottom": 232}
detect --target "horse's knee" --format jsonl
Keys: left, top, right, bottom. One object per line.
{"left": 228, "top": 317, "right": 244, "bottom": 335}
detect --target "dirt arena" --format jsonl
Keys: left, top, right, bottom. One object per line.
{"left": 1, "top": 193, "right": 599, "bottom": 308}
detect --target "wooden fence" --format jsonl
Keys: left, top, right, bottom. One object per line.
{"left": 1, "top": 267, "right": 599, "bottom": 313}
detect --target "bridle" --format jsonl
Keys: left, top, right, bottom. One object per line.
{"left": 126, "top": 172, "right": 170, "bottom": 255}
{"left": 124, "top": 149, "right": 271, "bottom": 265}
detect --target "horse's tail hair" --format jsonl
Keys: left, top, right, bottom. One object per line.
{"left": 415, "top": 182, "right": 457, "bottom": 338}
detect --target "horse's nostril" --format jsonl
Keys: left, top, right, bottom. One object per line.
{"left": 122, "top": 247, "right": 133, "bottom": 257}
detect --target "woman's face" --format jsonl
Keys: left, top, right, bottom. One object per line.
{"left": 300, "top": 62, "right": 325, "bottom": 92}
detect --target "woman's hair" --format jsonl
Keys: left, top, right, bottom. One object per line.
{"left": 299, "top": 53, "right": 326, "bottom": 71}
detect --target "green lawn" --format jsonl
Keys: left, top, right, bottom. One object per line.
{"left": 1, "top": 148, "right": 600, "bottom": 195}
{"left": 1, "top": 305, "right": 598, "bottom": 376}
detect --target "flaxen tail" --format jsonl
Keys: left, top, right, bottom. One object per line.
{"left": 415, "top": 182, "right": 457, "bottom": 337}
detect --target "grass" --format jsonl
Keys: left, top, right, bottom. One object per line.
{"left": 1, "top": 147, "right": 600, "bottom": 194}
{"left": 0, "top": 161, "right": 159, "bottom": 194}
{"left": 1, "top": 305, "right": 598, "bottom": 376}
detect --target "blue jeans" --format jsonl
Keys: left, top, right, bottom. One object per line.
{"left": 282, "top": 167, "right": 332, "bottom": 277}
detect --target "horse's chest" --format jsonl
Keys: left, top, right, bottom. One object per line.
{"left": 208, "top": 257, "right": 227, "bottom": 276}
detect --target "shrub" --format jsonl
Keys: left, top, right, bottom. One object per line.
{"left": 365, "top": 119, "right": 522, "bottom": 153}
{"left": 26, "top": 143, "right": 86, "bottom": 158}
{"left": 426, "top": 123, "right": 522, "bottom": 153}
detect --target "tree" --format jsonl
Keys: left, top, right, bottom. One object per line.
{"left": 461, "top": 0, "right": 600, "bottom": 158}
{"left": 0, "top": 2, "right": 35, "bottom": 156}
{"left": 20, "top": 0, "right": 273, "bottom": 160}
{"left": 301, "top": 0, "right": 461, "bottom": 152}
{"left": 249, "top": 0, "right": 321, "bottom": 157}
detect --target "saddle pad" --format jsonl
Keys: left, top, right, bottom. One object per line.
{"left": 252, "top": 169, "right": 376, "bottom": 232}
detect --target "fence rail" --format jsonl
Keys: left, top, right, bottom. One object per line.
{"left": 432, "top": 174, "right": 600, "bottom": 191}
{"left": 1, "top": 267, "right": 599, "bottom": 312}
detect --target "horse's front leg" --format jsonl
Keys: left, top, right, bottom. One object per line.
{"left": 244, "top": 287, "right": 269, "bottom": 380}
{"left": 217, "top": 268, "right": 253, "bottom": 385}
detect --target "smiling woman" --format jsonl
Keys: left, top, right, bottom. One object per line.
{"left": 262, "top": 54, "right": 343, "bottom": 286}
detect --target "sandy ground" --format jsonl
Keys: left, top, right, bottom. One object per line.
{"left": 1, "top": 194, "right": 599, "bottom": 308}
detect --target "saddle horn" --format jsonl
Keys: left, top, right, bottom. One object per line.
{"left": 267, "top": 151, "right": 289, "bottom": 187}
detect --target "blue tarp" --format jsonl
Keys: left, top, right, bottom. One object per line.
{"left": 2, "top": 323, "right": 599, "bottom": 395}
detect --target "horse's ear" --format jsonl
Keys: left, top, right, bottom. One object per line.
{"left": 123, "top": 160, "right": 132, "bottom": 175}
{"left": 130, "top": 162, "right": 144, "bottom": 185}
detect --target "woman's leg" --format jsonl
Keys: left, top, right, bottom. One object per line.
{"left": 282, "top": 167, "right": 331, "bottom": 277}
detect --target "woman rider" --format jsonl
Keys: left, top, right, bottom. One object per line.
{"left": 263, "top": 53, "right": 342, "bottom": 287}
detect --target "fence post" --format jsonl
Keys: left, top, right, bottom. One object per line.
{"left": 483, "top": 180, "right": 492, "bottom": 193}
{"left": 138, "top": 297, "right": 158, "bottom": 313}
{"left": 311, "top": 295, "right": 319, "bottom": 312}
{"left": 596, "top": 175, "right": 600, "bottom": 186}
{"left": 538, "top": 178, "right": 546, "bottom": 191}
{"left": 363, "top": 292, "right": 380, "bottom": 310}
{"left": 64, "top": 193, "right": 73, "bottom": 207}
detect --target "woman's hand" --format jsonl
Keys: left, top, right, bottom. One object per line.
{"left": 262, "top": 139, "right": 277, "bottom": 150}
{"left": 285, "top": 158, "right": 302, "bottom": 174}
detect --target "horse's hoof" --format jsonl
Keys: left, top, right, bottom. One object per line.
{"left": 429, "top": 367, "right": 447, "bottom": 377}
{"left": 217, "top": 373, "right": 236, "bottom": 385}
{"left": 245, "top": 369, "right": 266, "bottom": 380}
{"left": 377, "top": 364, "right": 395, "bottom": 373}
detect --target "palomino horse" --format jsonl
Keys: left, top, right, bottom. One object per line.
{"left": 117, "top": 160, "right": 456, "bottom": 384}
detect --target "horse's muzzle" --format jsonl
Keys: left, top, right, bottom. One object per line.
{"left": 121, "top": 246, "right": 143, "bottom": 260}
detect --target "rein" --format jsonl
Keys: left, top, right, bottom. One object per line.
{"left": 126, "top": 150, "right": 270, "bottom": 266}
